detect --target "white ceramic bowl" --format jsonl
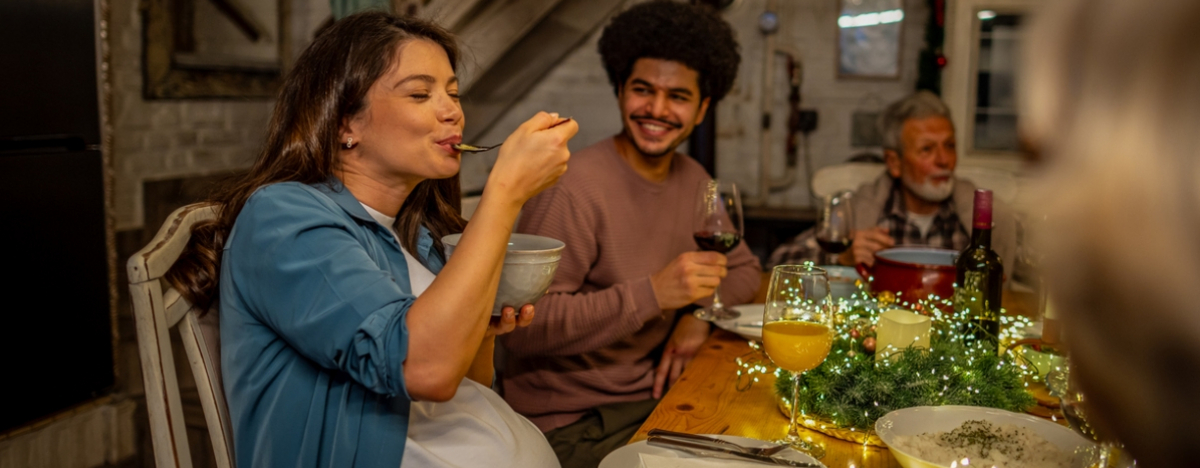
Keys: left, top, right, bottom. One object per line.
{"left": 442, "top": 233, "right": 564, "bottom": 316}
{"left": 875, "top": 406, "right": 1093, "bottom": 468}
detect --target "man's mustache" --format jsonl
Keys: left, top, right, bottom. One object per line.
{"left": 926, "top": 171, "right": 953, "bottom": 182}
{"left": 630, "top": 115, "right": 683, "bottom": 130}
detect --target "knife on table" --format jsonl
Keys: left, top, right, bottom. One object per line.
{"left": 646, "top": 436, "right": 819, "bottom": 467}
{"left": 648, "top": 429, "right": 764, "bottom": 452}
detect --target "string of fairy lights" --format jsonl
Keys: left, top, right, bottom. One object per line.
{"left": 737, "top": 278, "right": 1044, "bottom": 433}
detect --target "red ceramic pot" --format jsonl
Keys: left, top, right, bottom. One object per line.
{"left": 855, "top": 247, "right": 958, "bottom": 301}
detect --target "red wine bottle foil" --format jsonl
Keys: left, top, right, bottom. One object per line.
{"left": 972, "top": 189, "right": 993, "bottom": 230}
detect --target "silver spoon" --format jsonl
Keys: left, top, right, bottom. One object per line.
{"left": 452, "top": 117, "right": 572, "bottom": 153}
{"left": 452, "top": 142, "right": 501, "bottom": 153}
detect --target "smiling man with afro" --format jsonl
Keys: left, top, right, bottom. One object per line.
{"left": 598, "top": 1, "right": 740, "bottom": 103}
{"left": 498, "top": 2, "right": 761, "bottom": 468}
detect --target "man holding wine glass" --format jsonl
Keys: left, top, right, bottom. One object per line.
{"left": 497, "top": 3, "right": 761, "bottom": 467}
{"left": 768, "top": 91, "right": 1016, "bottom": 271}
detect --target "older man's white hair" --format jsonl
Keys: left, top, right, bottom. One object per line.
{"left": 877, "top": 90, "right": 953, "bottom": 153}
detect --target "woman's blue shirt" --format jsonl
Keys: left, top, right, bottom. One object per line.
{"left": 219, "top": 179, "right": 443, "bottom": 467}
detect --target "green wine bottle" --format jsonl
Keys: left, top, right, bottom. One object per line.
{"left": 954, "top": 189, "right": 1004, "bottom": 349}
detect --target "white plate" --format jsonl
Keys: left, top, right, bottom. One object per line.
{"left": 598, "top": 434, "right": 826, "bottom": 468}
{"left": 713, "top": 266, "right": 864, "bottom": 341}
{"left": 712, "top": 304, "right": 765, "bottom": 340}
{"left": 874, "top": 405, "right": 1094, "bottom": 468}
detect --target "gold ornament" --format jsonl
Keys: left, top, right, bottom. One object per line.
{"left": 876, "top": 290, "right": 897, "bottom": 307}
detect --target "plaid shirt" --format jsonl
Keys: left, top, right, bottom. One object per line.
{"left": 768, "top": 179, "right": 970, "bottom": 267}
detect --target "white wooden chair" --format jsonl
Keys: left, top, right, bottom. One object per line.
{"left": 811, "top": 162, "right": 886, "bottom": 199}
{"left": 127, "top": 203, "right": 234, "bottom": 468}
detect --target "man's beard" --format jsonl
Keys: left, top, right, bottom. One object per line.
{"left": 629, "top": 137, "right": 676, "bottom": 158}
{"left": 625, "top": 115, "right": 685, "bottom": 158}
{"left": 901, "top": 171, "right": 955, "bottom": 203}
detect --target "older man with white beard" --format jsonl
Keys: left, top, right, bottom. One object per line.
{"left": 768, "top": 91, "right": 1016, "bottom": 271}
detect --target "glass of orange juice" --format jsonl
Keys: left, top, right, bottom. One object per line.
{"left": 762, "top": 264, "right": 834, "bottom": 459}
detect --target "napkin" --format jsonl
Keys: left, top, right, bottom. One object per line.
{"left": 638, "top": 452, "right": 768, "bottom": 468}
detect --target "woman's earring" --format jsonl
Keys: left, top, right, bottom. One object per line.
{"left": 344, "top": 137, "right": 355, "bottom": 149}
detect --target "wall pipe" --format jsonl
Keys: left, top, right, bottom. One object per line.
{"left": 745, "top": 0, "right": 806, "bottom": 206}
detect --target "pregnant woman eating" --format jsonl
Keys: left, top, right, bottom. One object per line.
{"left": 165, "top": 11, "right": 576, "bottom": 467}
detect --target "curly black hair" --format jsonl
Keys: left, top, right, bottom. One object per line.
{"left": 598, "top": 1, "right": 741, "bottom": 102}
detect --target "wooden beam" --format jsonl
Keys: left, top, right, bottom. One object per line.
{"left": 454, "top": 0, "right": 565, "bottom": 92}
{"left": 171, "top": 0, "right": 196, "bottom": 53}
{"left": 461, "top": 0, "right": 626, "bottom": 141}
{"left": 421, "top": 0, "right": 490, "bottom": 31}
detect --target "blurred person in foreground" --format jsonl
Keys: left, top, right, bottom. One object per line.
{"left": 498, "top": 2, "right": 761, "bottom": 466}
{"left": 1024, "top": 1, "right": 1200, "bottom": 466}
{"left": 767, "top": 91, "right": 1016, "bottom": 270}
{"left": 165, "top": 11, "right": 577, "bottom": 467}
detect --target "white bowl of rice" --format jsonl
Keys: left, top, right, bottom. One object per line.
{"left": 875, "top": 406, "right": 1095, "bottom": 468}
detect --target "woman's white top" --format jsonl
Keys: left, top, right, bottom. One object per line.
{"left": 361, "top": 204, "right": 560, "bottom": 468}
{"left": 360, "top": 204, "right": 437, "bottom": 295}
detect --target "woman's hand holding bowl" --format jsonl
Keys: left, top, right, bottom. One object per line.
{"left": 487, "top": 304, "right": 536, "bottom": 337}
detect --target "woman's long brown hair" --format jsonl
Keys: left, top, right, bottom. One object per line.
{"left": 166, "top": 11, "right": 467, "bottom": 313}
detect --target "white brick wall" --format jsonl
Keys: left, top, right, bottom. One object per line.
{"left": 462, "top": 0, "right": 928, "bottom": 209}
{"left": 110, "top": 0, "right": 272, "bottom": 230}
{"left": 719, "top": 0, "right": 929, "bottom": 208}
{"left": 109, "top": 0, "right": 331, "bottom": 230}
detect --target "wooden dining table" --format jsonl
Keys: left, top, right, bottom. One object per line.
{"left": 627, "top": 275, "right": 1042, "bottom": 468}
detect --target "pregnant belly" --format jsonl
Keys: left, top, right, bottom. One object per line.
{"left": 400, "top": 379, "right": 560, "bottom": 467}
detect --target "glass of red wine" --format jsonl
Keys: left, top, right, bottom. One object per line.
{"left": 815, "top": 190, "right": 854, "bottom": 265}
{"left": 692, "top": 180, "right": 744, "bottom": 321}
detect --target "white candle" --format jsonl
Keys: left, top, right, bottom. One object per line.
{"left": 875, "top": 309, "right": 932, "bottom": 362}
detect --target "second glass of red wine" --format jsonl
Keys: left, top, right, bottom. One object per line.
{"left": 815, "top": 190, "right": 854, "bottom": 265}
{"left": 692, "top": 180, "right": 744, "bottom": 321}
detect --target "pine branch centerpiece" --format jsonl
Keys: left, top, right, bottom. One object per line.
{"left": 761, "top": 289, "right": 1038, "bottom": 444}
